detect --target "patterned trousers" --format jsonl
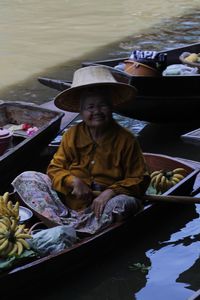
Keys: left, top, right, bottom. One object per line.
{"left": 12, "top": 171, "right": 142, "bottom": 235}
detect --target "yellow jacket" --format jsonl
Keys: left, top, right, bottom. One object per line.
{"left": 47, "top": 120, "right": 150, "bottom": 210}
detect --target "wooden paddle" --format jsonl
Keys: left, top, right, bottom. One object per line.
{"left": 92, "top": 191, "right": 200, "bottom": 204}
{"left": 92, "top": 190, "right": 200, "bottom": 204}
{"left": 142, "top": 194, "right": 200, "bottom": 204}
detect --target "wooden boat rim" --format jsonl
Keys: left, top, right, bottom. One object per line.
{"left": 1, "top": 152, "right": 199, "bottom": 289}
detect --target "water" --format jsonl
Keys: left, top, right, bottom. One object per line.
{"left": 2, "top": 1, "right": 200, "bottom": 299}
{"left": 0, "top": 0, "right": 200, "bottom": 91}
{"left": 1, "top": 0, "right": 200, "bottom": 104}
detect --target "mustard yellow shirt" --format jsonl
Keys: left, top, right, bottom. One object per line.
{"left": 47, "top": 120, "right": 150, "bottom": 210}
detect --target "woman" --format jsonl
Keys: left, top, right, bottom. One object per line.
{"left": 12, "top": 66, "right": 150, "bottom": 234}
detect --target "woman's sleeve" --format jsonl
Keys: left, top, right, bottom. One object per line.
{"left": 46, "top": 132, "right": 75, "bottom": 195}
{"left": 108, "top": 138, "right": 150, "bottom": 197}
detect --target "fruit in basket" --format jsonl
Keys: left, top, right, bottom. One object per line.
{"left": 0, "top": 216, "right": 32, "bottom": 257}
{"left": 150, "top": 167, "right": 188, "bottom": 194}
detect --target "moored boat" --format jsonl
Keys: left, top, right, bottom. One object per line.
{"left": 38, "top": 42, "right": 200, "bottom": 123}
{"left": 0, "top": 101, "right": 64, "bottom": 191}
{"left": 0, "top": 152, "right": 199, "bottom": 295}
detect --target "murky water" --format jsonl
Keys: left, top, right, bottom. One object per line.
{"left": 0, "top": 0, "right": 200, "bottom": 91}
{"left": 2, "top": 1, "right": 200, "bottom": 299}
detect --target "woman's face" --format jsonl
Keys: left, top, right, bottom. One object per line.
{"left": 81, "top": 95, "right": 113, "bottom": 129}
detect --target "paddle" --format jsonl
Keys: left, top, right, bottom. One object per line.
{"left": 142, "top": 194, "right": 200, "bottom": 204}
{"left": 92, "top": 190, "right": 200, "bottom": 204}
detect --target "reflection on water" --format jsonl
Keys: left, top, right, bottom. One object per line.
{"left": 113, "top": 113, "right": 148, "bottom": 136}
{"left": 0, "top": 0, "right": 200, "bottom": 90}
{"left": 136, "top": 206, "right": 200, "bottom": 300}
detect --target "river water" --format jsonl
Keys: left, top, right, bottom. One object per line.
{"left": 2, "top": 1, "right": 200, "bottom": 299}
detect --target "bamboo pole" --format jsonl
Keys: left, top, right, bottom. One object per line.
{"left": 143, "top": 194, "right": 200, "bottom": 204}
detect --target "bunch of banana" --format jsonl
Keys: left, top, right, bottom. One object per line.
{"left": 0, "top": 192, "right": 19, "bottom": 221}
{"left": 150, "top": 167, "right": 188, "bottom": 194}
{"left": 0, "top": 216, "right": 32, "bottom": 258}
{"left": 184, "top": 52, "right": 200, "bottom": 63}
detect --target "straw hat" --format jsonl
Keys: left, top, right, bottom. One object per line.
{"left": 54, "top": 65, "right": 137, "bottom": 112}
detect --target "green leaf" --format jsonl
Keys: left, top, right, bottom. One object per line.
{"left": 128, "top": 262, "right": 151, "bottom": 273}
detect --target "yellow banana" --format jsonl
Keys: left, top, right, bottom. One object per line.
{"left": 0, "top": 221, "right": 8, "bottom": 231}
{"left": 173, "top": 174, "right": 185, "bottom": 181}
{"left": 173, "top": 168, "right": 188, "bottom": 176}
{"left": 150, "top": 175, "right": 158, "bottom": 188}
{"left": 0, "top": 202, "right": 9, "bottom": 216}
{"left": 13, "top": 201, "right": 20, "bottom": 217}
{"left": 170, "top": 180, "right": 177, "bottom": 186}
{"left": 0, "top": 239, "right": 9, "bottom": 252}
{"left": 167, "top": 179, "right": 173, "bottom": 190}
{"left": 154, "top": 173, "right": 163, "bottom": 191}
{"left": 171, "top": 176, "right": 180, "bottom": 184}
{"left": 14, "top": 224, "right": 26, "bottom": 236}
{"left": 159, "top": 176, "right": 167, "bottom": 193}
{"left": 151, "top": 172, "right": 163, "bottom": 188}
{"left": 0, "top": 237, "right": 7, "bottom": 245}
{"left": 8, "top": 243, "right": 18, "bottom": 256}
{"left": 17, "top": 238, "right": 31, "bottom": 250}
{"left": 16, "top": 241, "right": 24, "bottom": 256}
{"left": 1, "top": 242, "right": 13, "bottom": 257}
{"left": 2, "top": 192, "right": 9, "bottom": 204}
{"left": 10, "top": 218, "right": 18, "bottom": 231}
{"left": 0, "top": 228, "right": 7, "bottom": 235}
{"left": 150, "top": 170, "right": 163, "bottom": 178}
{"left": 0, "top": 216, "right": 11, "bottom": 228}
{"left": 16, "top": 233, "right": 32, "bottom": 240}
{"left": 7, "top": 200, "right": 13, "bottom": 210}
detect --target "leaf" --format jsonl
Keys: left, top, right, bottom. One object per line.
{"left": 128, "top": 262, "right": 151, "bottom": 273}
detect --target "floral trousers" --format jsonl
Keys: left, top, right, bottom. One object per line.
{"left": 11, "top": 171, "right": 142, "bottom": 235}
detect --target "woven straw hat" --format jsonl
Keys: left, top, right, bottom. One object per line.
{"left": 54, "top": 65, "right": 137, "bottom": 112}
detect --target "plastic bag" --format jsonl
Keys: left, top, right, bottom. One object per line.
{"left": 162, "top": 64, "right": 198, "bottom": 76}
{"left": 29, "top": 225, "right": 78, "bottom": 256}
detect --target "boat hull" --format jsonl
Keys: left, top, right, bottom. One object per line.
{"left": 115, "top": 95, "right": 200, "bottom": 123}
{"left": 0, "top": 101, "right": 64, "bottom": 190}
{"left": 81, "top": 42, "right": 200, "bottom": 123}
{"left": 0, "top": 152, "right": 199, "bottom": 294}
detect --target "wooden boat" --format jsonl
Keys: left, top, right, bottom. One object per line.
{"left": 181, "top": 127, "right": 200, "bottom": 146}
{"left": 0, "top": 101, "right": 64, "bottom": 191}
{"left": 0, "top": 152, "right": 200, "bottom": 295}
{"left": 38, "top": 42, "right": 200, "bottom": 123}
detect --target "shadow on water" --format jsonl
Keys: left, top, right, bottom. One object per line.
{"left": 178, "top": 257, "right": 200, "bottom": 292}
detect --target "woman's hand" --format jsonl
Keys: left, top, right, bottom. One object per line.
{"left": 71, "top": 177, "right": 93, "bottom": 203}
{"left": 91, "top": 189, "right": 115, "bottom": 219}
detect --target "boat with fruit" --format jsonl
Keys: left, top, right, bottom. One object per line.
{"left": 38, "top": 42, "right": 200, "bottom": 123}
{"left": 0, "top": 152, "right": 200, "bottom": 296}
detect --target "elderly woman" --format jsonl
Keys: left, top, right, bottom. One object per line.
{"left": 12, "top": 66, "right": 150, "bottom": 235}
